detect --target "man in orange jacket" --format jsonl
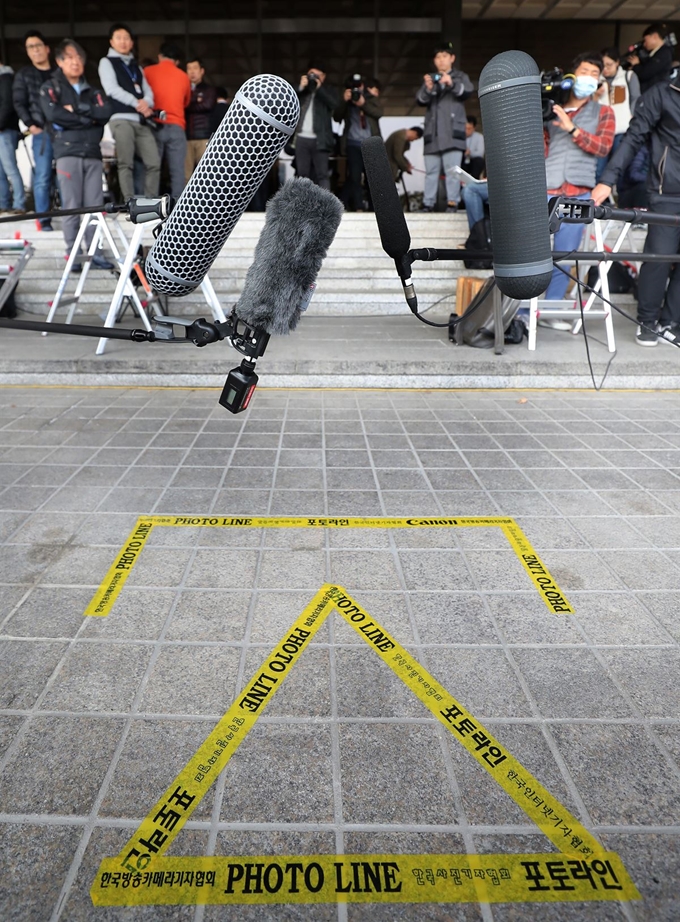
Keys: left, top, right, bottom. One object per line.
{"left": 144, "top": 42, "right": 191, "bottom": 199}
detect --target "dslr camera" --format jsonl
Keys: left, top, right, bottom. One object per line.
{"left": 540, "top": 68, "right": 575, "bottom": 121}
{"left": 307, "top": 71, "right": 319, "bottom": 87}
{"left": 348, "top": 74, "right": 364, "bottom": 102}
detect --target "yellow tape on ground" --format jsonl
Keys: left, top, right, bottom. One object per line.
{"left": 85, "top": 516, "right": 570, "bottom": 617}
{"left": 91, "top": 852, "right": 637, "bottom": 906}
{"left": 84, "top": 518, "right": 156, "bottom": 616}
{"left": 109, "top": 586, "right": 336, "bottom": 875}
{"left": 91, "top": 584, "right": 638, "bottom": 907}
{"left": 330, "top": 587, "right": 595, "bottom": 859}
{"left": 501, "top": 522, "right": 574, "bottom": 614}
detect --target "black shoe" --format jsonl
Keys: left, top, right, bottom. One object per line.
{"left": 636, "top": 324, "right": 658, "bottom": 347}
{"left": 419, "top": 204, "right": 435, "bottom": 212}
{"left": 71, "top": 262, "right": 83, "bottom": 273}
{"left": 658, "top": 323, "right": 680, "bottom": 346}
{"left": 91, "top": 255, "right": 115, "bottom": 270}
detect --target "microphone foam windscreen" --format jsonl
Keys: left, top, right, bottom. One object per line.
{"left": 145, "top": 74, "right": 300, "bottom": 297}
{"left": 479, "top": 51, "right": 553, "bottom": 300}
{"left": 236, "top": 178, "right": 344, "bottom": 334}
{"left": 361, "top": 136, "right": 411, "bottom": 259}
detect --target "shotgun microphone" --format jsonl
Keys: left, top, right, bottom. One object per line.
{"left": 145, "top": 74, "right": 300, "bottom": 296}
{"left": 478, "top": 51, "right": 553, "bottom": 299}
{"left": 361, "top": 136, "right": 418, "bottom": 311}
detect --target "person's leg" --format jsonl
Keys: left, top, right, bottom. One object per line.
{"left": 311, "top": 143, "right": 330, "bottom": 190}
{"left": 345, "top": 144, "right": 363, "bottom": 210}
{"left": 637, "top": 200, "right": 680, "bottom": 329}
{"left": 81, "top": 158, "right": 104, "bottom": 251}
{"left": 0, "top": 130, "right": 25, "bottom": 209}
{"left": 164, "top": 124, "right": 188, "bottom": 200}
{"left": 0, "top": 140, "right": 10, "bottom": 210}
{"left": 185, "top": 139, "right": 208, "bottom": 181}
{"left": 32, "top": 131, "right": 54, "bottom": 226}
{"left": 461, "top": 183, "right": 488, "bottom": 230}
{"left": 135, "top": 123, "right": 161, "bottom": 197}
{"left": 293, "top": 137, "right": 314, "bottom": 180}
{"left": 55, "top": 156, "right": 84, "bottom": 255}
{"left": 423, "top": 154, "right": 440, "bottom": 208}
{"left": 110, "top": 120, "right": 136, "bottom": 202}
{"left": 442, "top": 149, "right": 463, "bottom": 206}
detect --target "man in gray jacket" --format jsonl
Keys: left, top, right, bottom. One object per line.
{"left": 98, "top": 22, "right": 160, "bottom": 202}
{"left": 416, "top": 42, "right": 473, "bottom": 212}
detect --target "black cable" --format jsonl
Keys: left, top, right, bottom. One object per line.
{"left": 558, "top": 261, "right": 618, "bottom": 392}
{"left": 0, "top": 202, "right": 122, "bottom": 224}
{"left": 554, "top": 260, "right": 680, "bottom": 347}
{"left": 412, "top": 279, "right": 497, "bottom": 329}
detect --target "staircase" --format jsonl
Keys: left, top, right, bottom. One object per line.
{"left": 12, "top": 213, "right": 487, "bottom": 320}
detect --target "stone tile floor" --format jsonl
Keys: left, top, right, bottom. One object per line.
{"left": 0, "top": 385, "right": 679, "bottom": 921}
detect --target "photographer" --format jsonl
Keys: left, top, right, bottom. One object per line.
{"left": 542, "top": 52, "right": 614, "bottom": 320}
{"left": 595, "top": 48, "right": 640, "bottom": 183}
{"left": 40, "top": 40, "right": 113, "bottom": 271}
{"left": 627, "top": 23, "right": 673, "bottom": 95}
{"left": 416, "top": 41, "right": 473, "bottom": 213}
{"left": 334, "top": 75, "right": 383, "bottom": 211}
{"left": 592, "top": 69, "right": 680, "bottom": 346}
{"left": 292, "top": 64, "right": 337, "bottom": 190}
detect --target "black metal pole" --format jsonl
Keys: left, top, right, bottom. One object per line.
{"left": 0, "top": 318, "right": 155, "bottom": 341}
{"left": 409, "top": 248, "right": 680, "bottom": 264}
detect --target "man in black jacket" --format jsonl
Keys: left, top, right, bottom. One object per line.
{"left": 292, "top": 64, "right": 337, "bottom": 190}
{"left": 627, "top": 23, "right": 673, "bottom": 95}
{"left": 593, "top": 75, "right": 680, "bottom": 346}
{"left": 334, "top": 76, "right": 383, "bottom": 211}
{"left": 40, "top": 39, "right": 113, "bottom": 270}
{"left": 13, "top": 30, "right": 55, "bottom": 229}
{"left": 0, "top": 62, "right": 25, "bottom": 214}
{"left": 185, "top": 57, "right": 217, "bottom": 181}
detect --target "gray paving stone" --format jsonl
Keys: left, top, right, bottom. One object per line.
{"left": 140, "top": 644, "right": 241, "bottom": 716}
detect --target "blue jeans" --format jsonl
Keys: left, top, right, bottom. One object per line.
{"left": 545, "top": 191, "right": 590, "bottom": 300}
{"left": 424, "top": 150, "right": 462, "bottom": 207}
{"left": 31, "top": 130, "right": 54, "bottom": 224}
{"left": 0, "top": 130, "right": 25, "bottom": 210}
{"left": 461, "top": 182, "right": 489, "bottom": 230}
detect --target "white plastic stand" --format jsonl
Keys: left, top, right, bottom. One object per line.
{"left": 42, "top": 211, "right": 228, "bottom": 355}
{"left": 527, "top": 219, "right": 617, "bottom": 353}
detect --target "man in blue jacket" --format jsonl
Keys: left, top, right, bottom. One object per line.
{"left": 40, "top": 39, "right": 113, "bottom": 270}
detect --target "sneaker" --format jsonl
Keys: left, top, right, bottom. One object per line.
{"left": 446, "top": 201, "right": 458, "bottom": 213}
{"left": 39, "top": 222, "right": 53, "bottom": 232}
{"left": 658, "top": 323, "right": 680, "bottom": 346}
{"left": 91, "top": 255, "right": 115, "bottom": 270}
{"left": 419, "top": 204, "right": 435, "bottom": 212}
{"left": 636, "top": 324, "right": 658, "bottom": 346}
{"left": 538, "top": 317, "right": 573, "bottom": 331}
{"left": 10, "top": 208, "right": 26, "bottom": 215}
{"left": 71, "top": 262, "right": 83, "bottom": 273}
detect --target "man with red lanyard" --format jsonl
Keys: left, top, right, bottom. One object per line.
{"left": 542, "top": 52, "right": 614, "bottom": 326}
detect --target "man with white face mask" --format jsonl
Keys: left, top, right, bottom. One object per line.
{"left": 541, "top": 52, "right": 614, "bottom": 321}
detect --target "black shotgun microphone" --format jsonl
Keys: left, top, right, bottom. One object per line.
{"left": 235, "top": 178, "right": 344, "bottom": 334}
{"left": 145, "top": 74, "right": 300, "bottom": 297}
{"left": 478, "top": 51, "right": 553, "bottom": 300}
{"left": 361, "top": 136, "right": 417, "bottom": 311}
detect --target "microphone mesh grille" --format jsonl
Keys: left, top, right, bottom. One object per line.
{"left": 145, "top": 74, "right": 300, "bottom": 297}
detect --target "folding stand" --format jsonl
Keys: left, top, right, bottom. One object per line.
{"left": 526, "top": 218, "right": 615, "bottom": 353}
{"left": 40, "top": 211, "right": 228, "bottom": 355}
{"left": 0, "top": 238, "right": 34, "bottom": 312}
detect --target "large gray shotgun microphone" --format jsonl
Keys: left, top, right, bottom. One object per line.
{"left": 478, "top": 51, "right": 553, "bottom": 300}
{"left": 145, "top": 74, "right": 300, "bottom": 296}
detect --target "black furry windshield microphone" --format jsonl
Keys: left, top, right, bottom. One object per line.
{"left": 145, "top": 74, "right": 300, "bottom": 296}
{"left": 361, "top": 136, "right": 417, "bottom": 311}
{"left": 235, "top": 178, "right": 343, "bottom": 333}
{"left": 478, "top": 51, "right": 553, "bottom": 300}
